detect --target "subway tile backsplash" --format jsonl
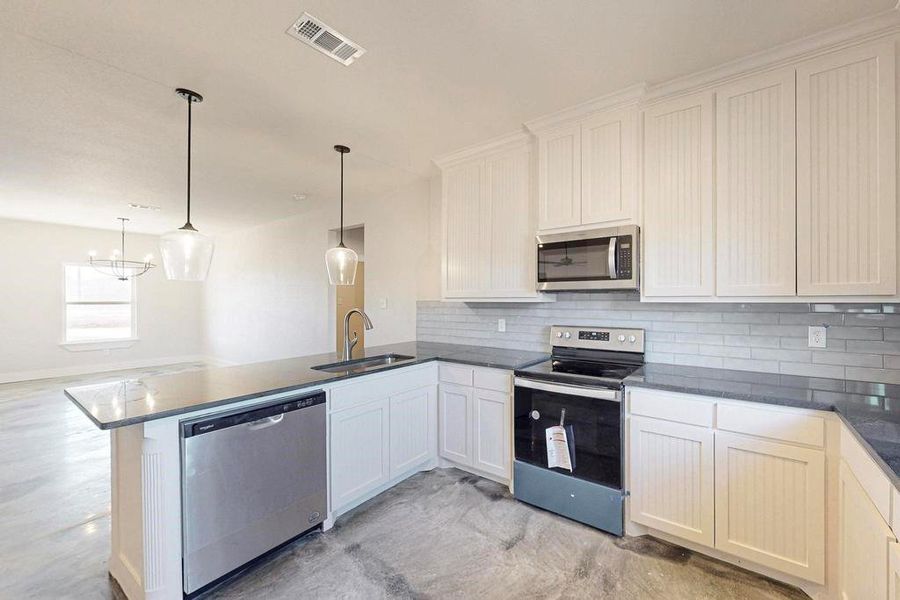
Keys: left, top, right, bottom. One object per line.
{"left": 416, "top": 292, "right": 900, "bottom": 385}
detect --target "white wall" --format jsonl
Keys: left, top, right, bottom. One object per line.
{"left": 0, "top": 218, "right": 204, "bottom": 382}
{"left": 203, "top": 179, "right": 438, "bottom": 365}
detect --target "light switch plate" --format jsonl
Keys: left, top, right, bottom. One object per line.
{"left": 498, "top": 318, "right": 506, "bottom": 333}
{"left": 379, "top": 298, "right": 388, "bottom": 309}
{"left": 808, "top": 326, "right": 827, "bottom": 348}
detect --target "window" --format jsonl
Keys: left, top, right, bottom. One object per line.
{"left": 64, "top": 265, "right": 135, "bottom": 342}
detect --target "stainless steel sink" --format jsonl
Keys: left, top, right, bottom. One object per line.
{"left": 311, "top": 354, "right": 416, "bottom": 374}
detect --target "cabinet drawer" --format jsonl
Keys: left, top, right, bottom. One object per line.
{"left": 629, "top": 388, "right": 714, "bottom": 427}
{"left": 331, "top": 365, "right": 435, "bottom": 413}
{"left": 439, "top": 363, "right": 474, "bottom": 386}
{"left": 473, "top": 368, "right": 510, "bottom": 393}
{"left": 717, "top": 403, "right": 824, "bottom": 448}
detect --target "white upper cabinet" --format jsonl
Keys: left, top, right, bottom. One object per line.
{"left": 715, "top": 68, "right": 797, "bottom": 296}
{"left": 442, "top": 161, "right": 489, "bottom": 297}
{"left": 581, "top": 108, "right": 638, "bottom": 225}
{"left": 535, "top": 107, "right": 638, "bottom": 231}
{"left": 642, "top": 92, "right": 715, "bottom": 297}
{"left": 537, "top": 125, "right": 581, "bottom": 230}
{"left": 796, "top": 40, "right": 897, "bottom": 296}
{"left": 438, "top": 133, "right": 541, "bottom": 301}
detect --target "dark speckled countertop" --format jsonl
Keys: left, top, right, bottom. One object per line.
{"left": 65, "top": 341, "right": 548, "bottom": 430}
{"left": 625, "top": 363, "right": 900, "bottom": 489}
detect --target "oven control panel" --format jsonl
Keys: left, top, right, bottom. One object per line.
{"left": 550, "top": 326, "right": 644, "bottom": 352}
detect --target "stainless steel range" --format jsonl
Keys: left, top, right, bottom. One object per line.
{"left": 513, "top": 325, "right": 644, "bottom": 536}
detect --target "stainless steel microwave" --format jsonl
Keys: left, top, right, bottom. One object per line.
{"left": 536, "top": 225, "right": 639, "bottom": 291}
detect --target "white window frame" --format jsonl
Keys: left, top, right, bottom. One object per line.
{"left": 60, "top": 262, "right": 139, "bottom": 351}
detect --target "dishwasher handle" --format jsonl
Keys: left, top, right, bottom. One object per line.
{"left": 182, "top": 390, "right": 325, "bottom": 438}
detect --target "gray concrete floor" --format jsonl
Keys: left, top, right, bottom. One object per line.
{"left": 1, "top": 365, "right": 808, "bottom": 600}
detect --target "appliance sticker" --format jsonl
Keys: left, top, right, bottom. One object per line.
{"left": 546, "top": 408, "right": 573, "bottom": 471}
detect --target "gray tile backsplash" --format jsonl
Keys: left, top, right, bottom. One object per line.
{"left": 416, "top": 292, "right": 900, "bottom": 385}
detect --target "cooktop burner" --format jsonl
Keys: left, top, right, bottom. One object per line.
{"left": 514, "top": 325, "right": 645, "bottom": 388}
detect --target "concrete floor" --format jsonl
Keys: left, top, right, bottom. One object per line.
{"left": 1, "top": 365, "right": 808, "bottom": 600}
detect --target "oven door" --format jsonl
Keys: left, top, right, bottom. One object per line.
{"left": 513, "top": 377, "right": 622, "bottom": 489}
{"left": 536, "top": 226, "right": 637, "bottom": 291}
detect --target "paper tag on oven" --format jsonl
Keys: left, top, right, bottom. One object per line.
{"left": 546, "top": 425, "right": 572, "bottom": 471}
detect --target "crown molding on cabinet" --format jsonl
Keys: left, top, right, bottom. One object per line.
{"left": 644, "top": 7, "right": 900, "bottom": 104}
{"left": 433, "top": 129, "right": 533, "bottom": 170}
{"left": 523, "top": 83, "right": 647, "bottom": 134}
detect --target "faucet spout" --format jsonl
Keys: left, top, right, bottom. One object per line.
{"left": 343, "top": 308, "right": 374, "bottom": 361}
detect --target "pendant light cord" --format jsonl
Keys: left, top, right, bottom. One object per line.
{"left": 339, "top": 150, "right": 344, "bottom": 246}
{"left": 120, "top": 218, "right": 126, "bottom": 261}
{"left": 186, "top": 97, "right": 192, "bottom": 228}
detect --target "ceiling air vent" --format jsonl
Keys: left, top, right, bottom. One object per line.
{"left": 286, "top": 13, "right": 366, "bottom": 66}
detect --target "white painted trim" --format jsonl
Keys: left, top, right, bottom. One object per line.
{"left": 0, "top": 355, "right": 211, "bottom": 385}
{"left": 60, "top": 338, "right": 140, "bottom": 351}
{"left": 524, "top": 83, "right": 647, "bottom": 133}
{"left": 644, "top": 7, "right": 900, "bottom": 103}
{"left": 433, "top": 129, "right": 532, "bottom": 170}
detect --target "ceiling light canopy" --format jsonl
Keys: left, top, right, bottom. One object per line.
{"left": 325, "top": 144, "right": 358, "bottom": 285}
{"left": 159, "top": 88, "right": 214, "bottom": 282}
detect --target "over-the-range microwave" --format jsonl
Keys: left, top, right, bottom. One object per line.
{"left": 536, "top": 225, "right": 639, "bottom": 291}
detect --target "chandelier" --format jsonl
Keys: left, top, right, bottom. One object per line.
{"left": 89, "top": 217, "right": 155, "bottom": 281}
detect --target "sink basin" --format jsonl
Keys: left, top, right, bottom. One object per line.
{"left": 311, "top": 354, "right": 416, "bottom": 373}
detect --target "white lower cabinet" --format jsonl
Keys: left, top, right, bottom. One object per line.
{"left": 715, "top": 432, "right": 825, "bottom": 583}
{"left": 629, "top": 416, "right": 715, "bottom": 547}
{"left": 473, "top": 388, "right": 510, "bottom": 479}
{"left": 389, "top": 386, "right": 436, "bottom": 478}
{"left": 438, "top": 364, "right": 512, "bottom": 482}
{"left": 890, "top": 541, "right": 900, "bottom": 600}
{"left": 330, "top": 398, "right": 391, "bottom": 511}
{"left": 439, "top": 383, "right": 473, "bottom": 465}
{"left": 627, "top": 388, "right": 827, "bottom": 585}
{"left": 329, "top": 366, "right": 439, "bottom": 515}
{"left": 839, "top": 460, "right": 894, "bottom": 600}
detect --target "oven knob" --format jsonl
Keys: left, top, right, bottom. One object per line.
{"left": 556, "top": 331, "right": 563, "bottom": 338}
{"left": 629, "top": 335, "right": 637, "bottom": 343}
{"left": 617, "top": 334, "right": 626, "bottom": 342}
{"left": 530, "top": 410, "right": 540, "bottom": 421}
{"left": 563, "top": 332, "right": 571, "bottom": 339}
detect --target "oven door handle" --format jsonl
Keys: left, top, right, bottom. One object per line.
{"left": 514, "top": 377, "right": 621, "bottom": 401}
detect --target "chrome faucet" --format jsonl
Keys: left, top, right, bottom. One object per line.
{"left": 343, "top": 308, "right": 374, "bottom": 360}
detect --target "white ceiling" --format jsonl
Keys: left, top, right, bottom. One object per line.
{"left": 0, "top": 0, "right": 894, "bottom": 234}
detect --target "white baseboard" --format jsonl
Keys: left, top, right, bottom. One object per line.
{"left": 0, "top": 355, "right": 212, "bottom": 385}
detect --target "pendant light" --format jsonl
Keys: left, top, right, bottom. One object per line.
{"left": 159, "top": 88, "right": 214, "bottom": 281}
{"left": 325, "top": 144, "right": 358, "bottom": 285}
{"left": 88, "top": 217, "right": 156, "bottom": 281}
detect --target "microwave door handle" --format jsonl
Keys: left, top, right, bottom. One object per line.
{"left": 607, "top": 236, "right": 618, "bottom": 279}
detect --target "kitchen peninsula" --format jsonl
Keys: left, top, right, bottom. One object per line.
{"left": 64, "top": 341, "right": 547, "bottom": 600}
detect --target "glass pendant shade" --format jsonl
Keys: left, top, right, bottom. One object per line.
{"left": 159, "top": 226, "right": 214, "bottom": 281}
{"left": 325, "top": 244, "right": 358, "bottom": 285}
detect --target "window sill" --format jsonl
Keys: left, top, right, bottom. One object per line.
{"left": 60, "top": 338, "right": 139, "bottom": 352}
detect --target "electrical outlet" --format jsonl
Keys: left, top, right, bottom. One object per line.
{"left": 498, "top": 318, "right": 506, "bottom": 333}
{"left": 808, "top": 326, "right": 827, "bottom": 348}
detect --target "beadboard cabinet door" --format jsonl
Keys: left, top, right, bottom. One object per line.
{"left": 439, "top": 383, "right": 473, "bottom": 466}
{"left": 472, "top": 387, "right": 510, "bottom": 479}
{"left": 537, "top": 125, "right": 581, "bottom": 230}
{"left": 714, "top": 432, "right": 825, "bottom": 583}
{"left": 839, "top": 461, "right": 894, "bottom": 600}
{"left": 629, "top": 416, "right": 715, "bottom": 547}
{"left": 716, "top": 68, "right": 797, "bottom": 296}
{"left": 330, "top": 398, "right": 391, "bottom": 511}
{"left": 796, "top": 40, "right": 897, "bottom": 296}
{"left": 642, "top": 92, "right": 715, "bottom": 297}
{"left": 442, "top": 162, "right": 489, "bottom": 297}
{"left": 581, "top": 108, "right": 638, "bottom": 226}
{"left": 486, "top": 147, "right": 535, "bottom": 295}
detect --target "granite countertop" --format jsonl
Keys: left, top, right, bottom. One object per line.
{"left": 625, "top": 363, "right": 900, "bottom": 489}
{"left": 64, "top": 341, "right": 548, "bottom": 430}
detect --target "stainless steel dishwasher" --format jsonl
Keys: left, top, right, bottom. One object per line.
{"left": 181, "top": 390, "right": 326, "bottom": 595}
